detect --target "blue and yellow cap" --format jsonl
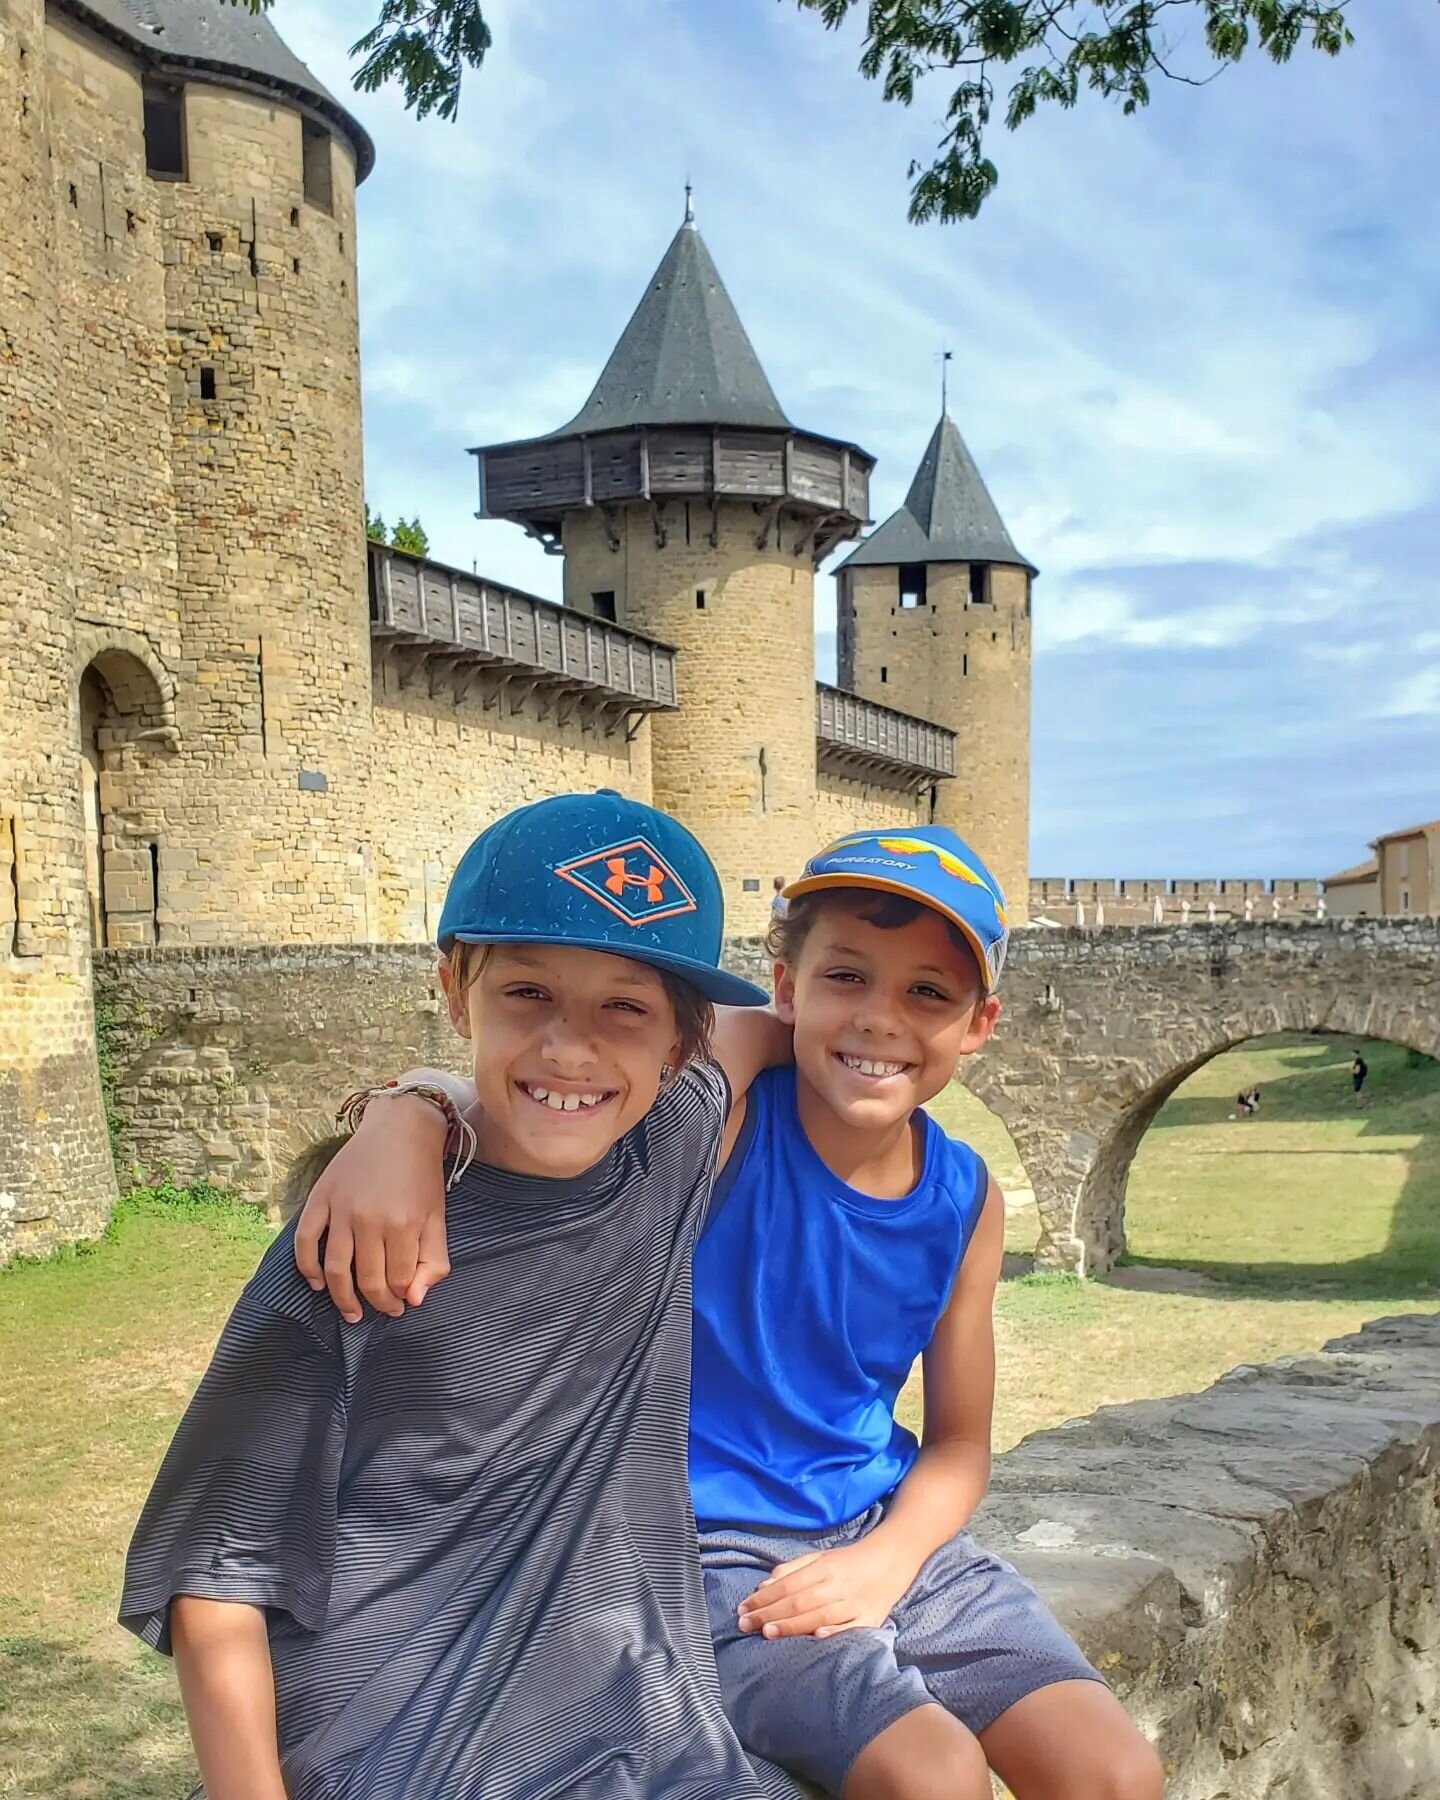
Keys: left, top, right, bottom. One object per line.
{"left": 437, "top": 790, "right": 769, "bottom": 1007}
{"left": 783, "top": 826, "right": 1008, "bottom": 992}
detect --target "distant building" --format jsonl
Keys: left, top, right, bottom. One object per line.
{"left": 1321, "top": 859, "right": 1379, "bottom": 918}
{"left": 1371, "top": 820, "right": 1440, "bottom": 916}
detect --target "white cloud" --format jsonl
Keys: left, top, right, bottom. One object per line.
{"left": 1379, "top": 667, "right": 1440, "bottom": 719}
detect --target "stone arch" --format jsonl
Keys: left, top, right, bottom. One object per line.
{"left": 953, "top": 1062, "right": 1043, "bottom": 1264}
{"left": 979, "top": 922, "right": 1440, "bottom": 1278}
{"left": 74, "top": 626, "right": 178, "bottom": 742}
{"left": 75, "top": 632, "right": 178, "bottom": 947}
{"left": 1068, "top": 995, "right": 1440, "bottom": 1276}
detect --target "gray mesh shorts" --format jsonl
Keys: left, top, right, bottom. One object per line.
{"left": 700, "top": 1507, "right": 1104, "bottom": 1796}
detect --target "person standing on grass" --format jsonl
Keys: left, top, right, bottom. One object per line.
{"left": 1352, "top": 1051, "right": 1369, "bottom": 1105}
{"left": 119, "top": 789, "right": 805, "bottom": 1800}
{"left": 308, "top": 826, "right": 1163, "bottom": 1800}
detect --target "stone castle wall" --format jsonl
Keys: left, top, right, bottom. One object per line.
{"left": 982, "top": 1314, "right": 1440, "bottom": 1799}
{"left": 813, "top": 772, "right": 928, "bottom": 849}
{"left": 0, "top": 0, "right": 119, "bottom": 1258}
{"left": 88, "top": 919, "right": 1440, "bottom": 1256}
{"left": 365, "top": 667, "right": 651, "bottom": 940}
{"left": 840, "top": 560, "right": 1031, "bottom": 923}
{"left": 1033, "top": 875, "right": 1324, "bottom": 926}
{"left": 564, "top": 504, "right": 819, "bottom": 938}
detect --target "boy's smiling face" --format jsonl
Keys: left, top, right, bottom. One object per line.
{"left": 774, "top": 894, "right": 1000, "bottom": 1130}
{"left": 441, "top": 943, "right": 681, "bottom": 1179}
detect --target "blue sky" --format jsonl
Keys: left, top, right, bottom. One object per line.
{"left": 280, "top": 0, "right": 1440, "bottom": 879}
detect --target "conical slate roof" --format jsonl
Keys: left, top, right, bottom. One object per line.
{"left": 556, "top": 217, "right": 791, "bottom": 435}
{"left": 838, "top": 412, "right": 1034, "bottom": 574}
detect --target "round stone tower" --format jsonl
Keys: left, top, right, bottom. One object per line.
{"left": 472, "top": 208, "right": 873, "bottom": 934}
{"left": 835, "top": 414, "right": 1035, "bottom": 923}
{"left": 0, "top": 0, "right": 373, "bottom": 1258}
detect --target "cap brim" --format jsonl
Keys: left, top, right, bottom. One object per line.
{"left": 780, "top": 873, "right": 996, "bottom": 993}
{"left": 446, "top": 931, "right": 770, "bottom": 1007}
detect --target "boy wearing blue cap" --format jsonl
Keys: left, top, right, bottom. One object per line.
{"left": 119, "top": 791, "right": 793, "bottom": 1800}
{"left": 310, "top": 825, "right": 1162, "bottom": 1800}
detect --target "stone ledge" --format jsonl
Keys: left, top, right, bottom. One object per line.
{"left": 976, "top": 1314, "right": 1440, "bottom": 1799}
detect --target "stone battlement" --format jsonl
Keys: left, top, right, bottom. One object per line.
{"left": 1031, "top": 876, "right": 1323, "bottom": 925}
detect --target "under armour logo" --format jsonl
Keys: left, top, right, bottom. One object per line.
{"left": 605, "top": 857, "right": 667, "bottom": 905}
{"left": 554, "top": 837, "right": 698, "bottom": 927}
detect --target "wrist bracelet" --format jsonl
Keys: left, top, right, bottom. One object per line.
{"left": 335, "top": 1082, "right": 479, "bottom": 1190}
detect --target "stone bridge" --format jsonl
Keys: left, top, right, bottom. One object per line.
{"left": 39, "top": 917, "right": 1440, "bottom": 1273}
{"left": 954, "top": 918, "right": 1440, "bottom": 1273}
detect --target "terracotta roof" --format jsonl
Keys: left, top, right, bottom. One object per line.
{"left": 1322, "top": 859, "right": 1379, "bottom": 886}
{"left": 837, "top": 412, "right": 1035, "bottom": 575}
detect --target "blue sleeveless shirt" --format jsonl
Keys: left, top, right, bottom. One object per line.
{"left": 689, "top": 1067, "right": 988, "bottom": 1532}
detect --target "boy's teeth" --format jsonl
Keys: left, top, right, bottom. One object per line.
{"left": 527, "top": 1085, "right": 606, "bottom": 1111}
{"left": 842, "top": 1055, "right": 907, "bottom": 1077}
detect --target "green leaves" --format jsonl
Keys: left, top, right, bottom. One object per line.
{"left": 243, "top": 0, "right": 492, "bottom": 122}
{"left": 390, "top": 516, "right": 431, "bottom": 556}
{"left": 796, "top": 0, "right": 1372, "bottom": 221}
{"left": 349, "top": 0, "right": 493, "bottom": 121}
{"left": 240, "top": 0, "right": 1376, "bottom": 225}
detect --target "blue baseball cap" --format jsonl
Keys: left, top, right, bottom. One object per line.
{"left": 437, "top": 790, "right": 769, "bottom": 1007}
{"left": 782, "top": 826, "right": 1009, "bottom": 992}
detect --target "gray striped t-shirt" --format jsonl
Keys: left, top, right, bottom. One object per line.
{"left": 120, "top": 1062, "right": 782, "bottom": 1799}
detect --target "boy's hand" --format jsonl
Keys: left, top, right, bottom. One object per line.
{"left": 737, "top": 1536, "right": 916, "bottom": 1640}
{"left": 294, "top": 1097, "right": 452, "bottom": 1324}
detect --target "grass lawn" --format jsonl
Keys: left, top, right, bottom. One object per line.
{"left": 2, "top": 1036, "right": 1436, "bottom": 1797}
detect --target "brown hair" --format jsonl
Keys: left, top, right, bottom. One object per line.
{"left": 446, "top": 941, "right": 714, "bottom": 1069}
{"left": 767, "top": 889, "right": 983, "bottom": 993}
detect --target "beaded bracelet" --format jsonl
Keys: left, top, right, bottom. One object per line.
{"left": 335, "top": 1081, "right": 479, "bottom": 1190}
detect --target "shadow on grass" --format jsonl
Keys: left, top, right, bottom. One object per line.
{"left": 0, "top": 1637, "right": 196, "bottom": 1800}
{"left": 1124, "top": 1036, "right": 1440, "bottom": 1301}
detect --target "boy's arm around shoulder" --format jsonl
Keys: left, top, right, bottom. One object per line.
{"left": 711, "top": 1003, "right": 791, "bottom": 1103}
{"left": 710, "top": 1005, "right": 791, "bottom": 1162}
{"left": 295, "top": 1067, "right": 474, "bottom": 1323}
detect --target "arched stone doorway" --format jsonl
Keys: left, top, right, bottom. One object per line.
{"left": 75, "top": 636, "right": 177, "bottom": 948}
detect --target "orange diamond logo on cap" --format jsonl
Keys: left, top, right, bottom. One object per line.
{"left": 554, "top": 837, "right": 699, "bottom": 927}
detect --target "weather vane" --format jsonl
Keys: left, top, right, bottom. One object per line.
{"left": 937, "top": 347, "right": 953, "bottom": 413}
{"left": 684, "top": 177, "right": 694, "bottom": 225}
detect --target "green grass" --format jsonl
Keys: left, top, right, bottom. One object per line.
{"left": 3, "top": 1045, "right": 1437, "bottom": 1795}
{"left": 1125, "top": 1035, "right": 1440, "bottom": 1296}
{"left": 0, "top": 1184, "right": 272, "bottom": 1800}
{"left": 915, "top": 1035, "right": 1439, "bottom": 1444}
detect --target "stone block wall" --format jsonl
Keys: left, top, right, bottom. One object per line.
{"left": 366, "top": 663, "right": 651, "bottom": 940}
{"left": 814, "top": 772, "right": 928, "bottom": 850}
{"left": 564, "top": 504, "right": 819, "bottom": 938}
{"left": 980, "top": 1314, "right": 1440, "bottom": 1799}
{"left": 93, "top": 943, "right": 469, "bottom": 1198}
{"left": 839, "top": 559, "right": 1031, "bottom": 923}
{"left": 0, "top": 0, "right": 119, "bottom": 1259}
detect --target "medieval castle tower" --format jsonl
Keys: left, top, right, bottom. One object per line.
{"left": 0, "top": 0, "right": 1032, "bottom": 1257}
